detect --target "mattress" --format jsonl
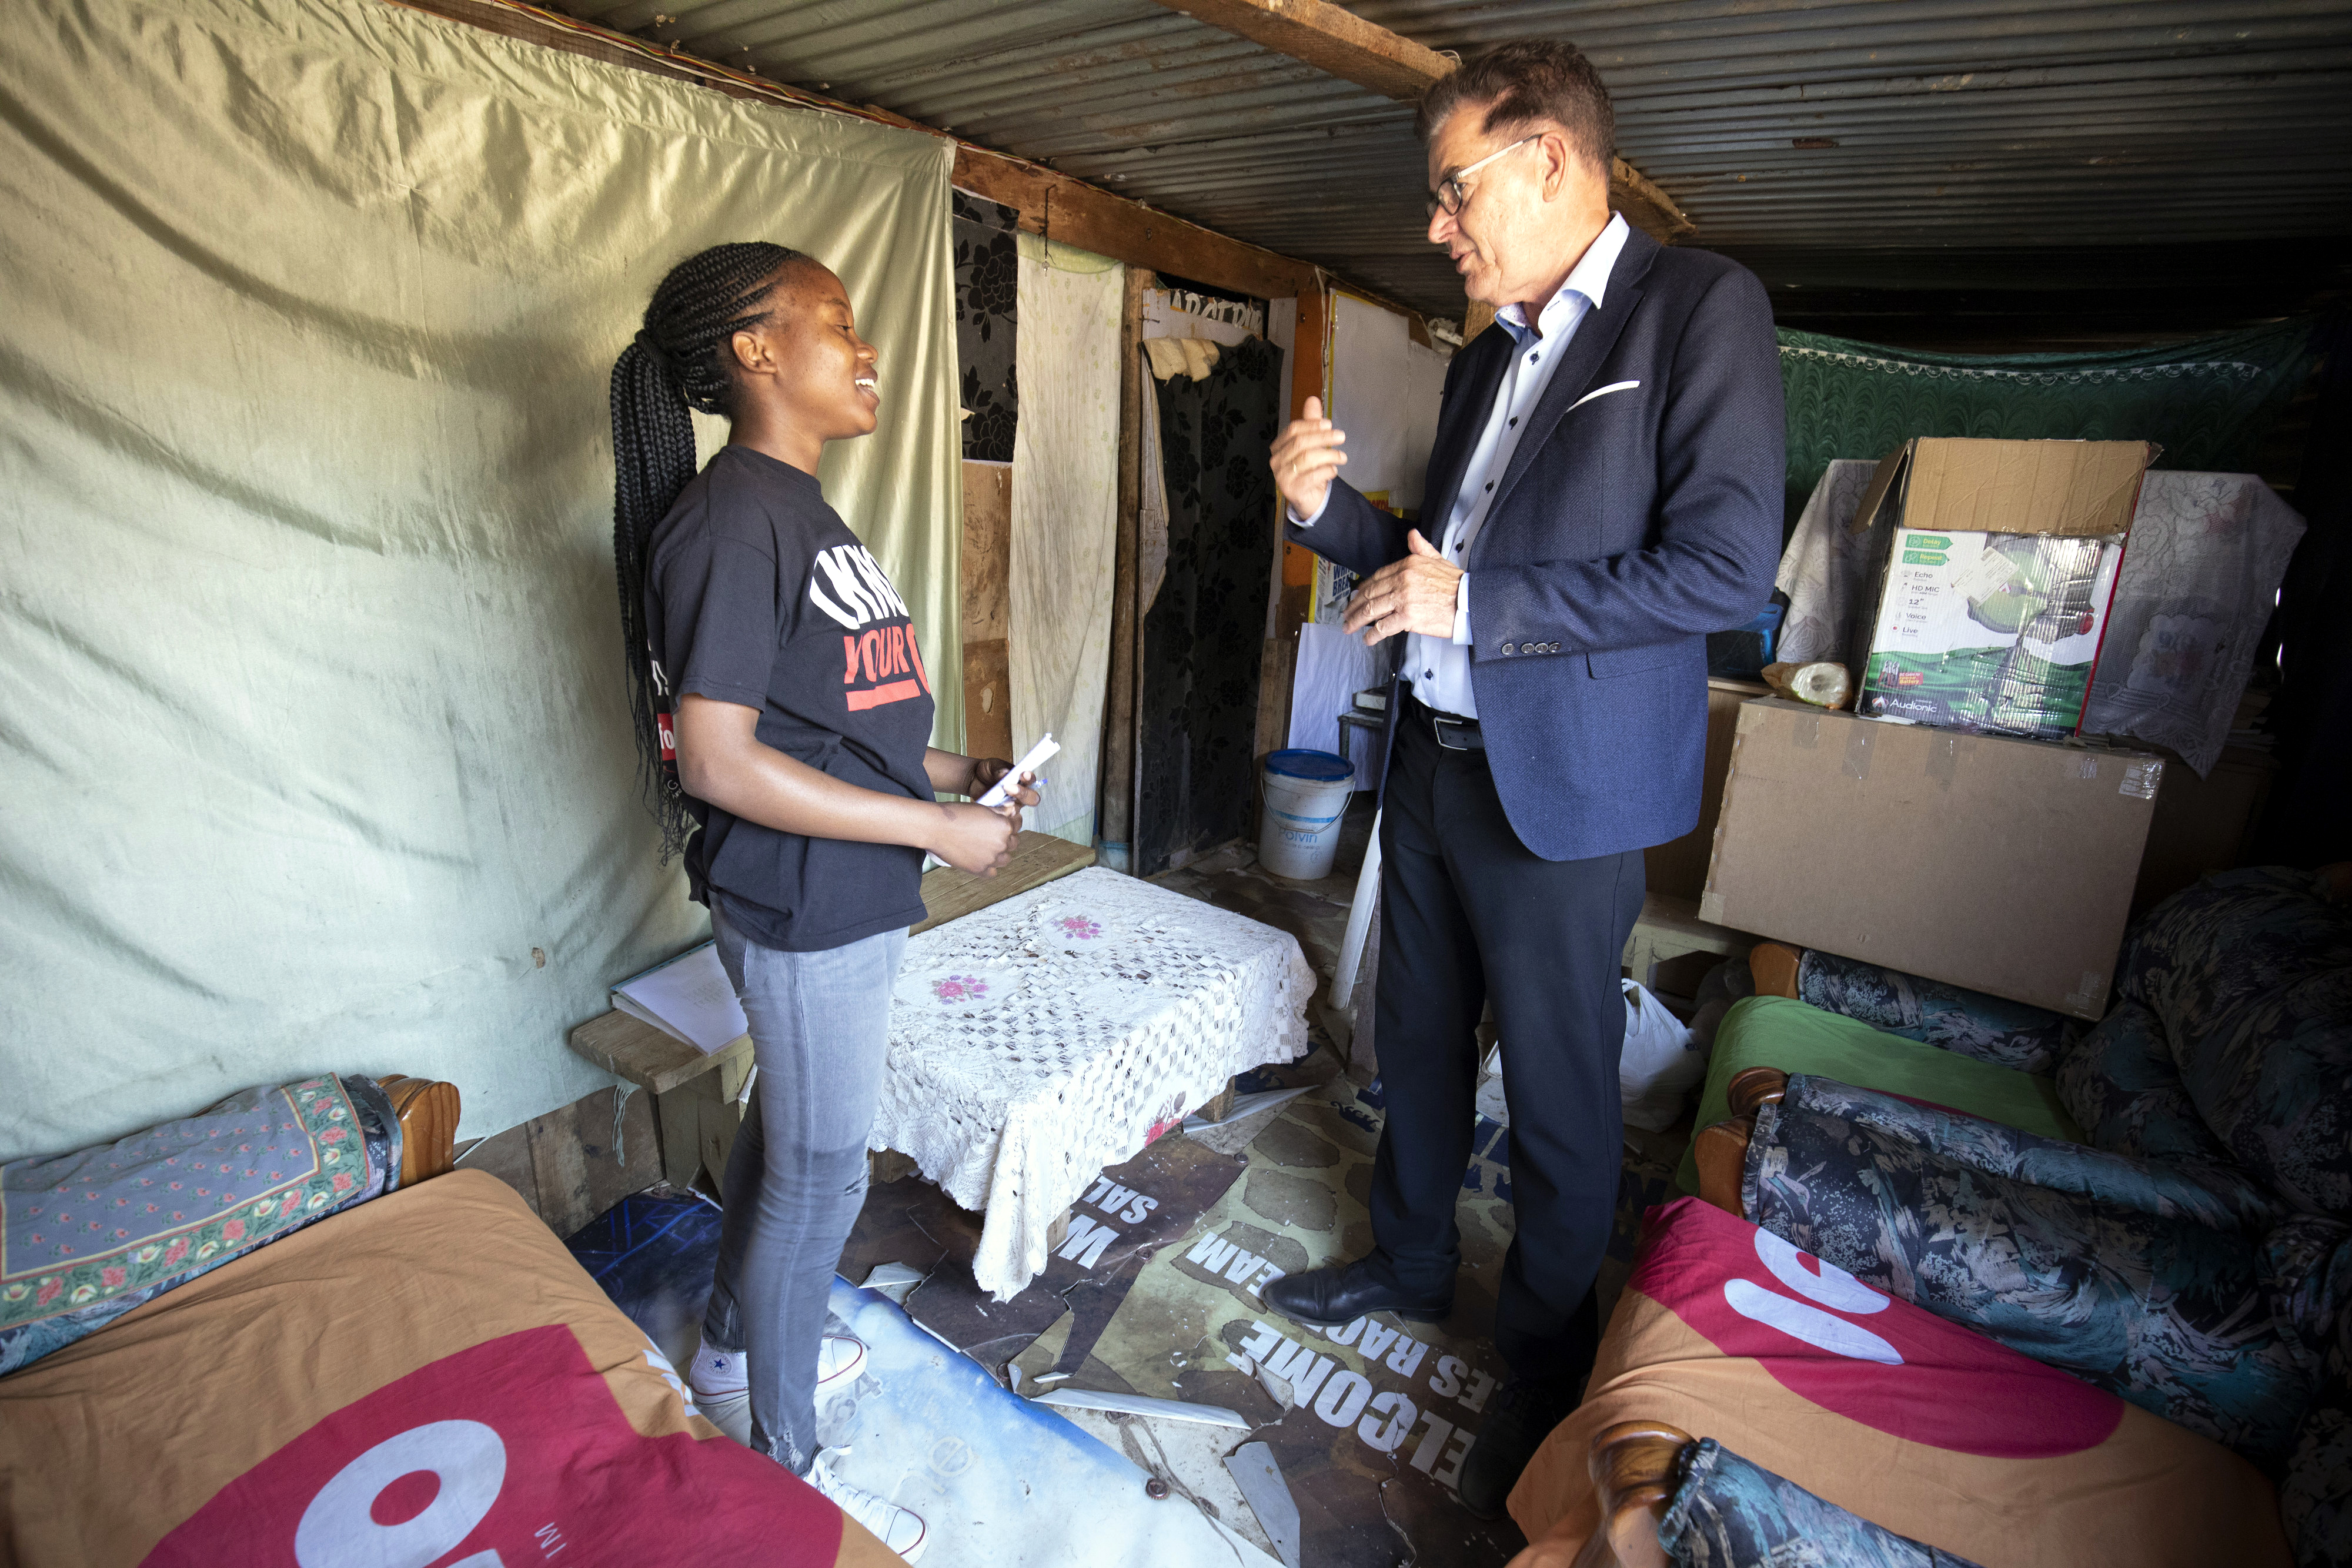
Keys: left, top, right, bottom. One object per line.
{"left": 0, "top": 1170, "right": 884, "bottom": 1567}
{"left": 1509, "top": 1196, "right": 2288, "bottom": 1567}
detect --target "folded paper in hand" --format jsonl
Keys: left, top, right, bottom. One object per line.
{"left": 612, "top": 942, "right": 748, "bottom": 1055}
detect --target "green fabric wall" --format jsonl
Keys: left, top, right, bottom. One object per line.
{"left": 1779, "top": 320, "right": 2321, "bottom": 519}
{"left": 0, "top": 0, "right": 962, "bottom": 1159}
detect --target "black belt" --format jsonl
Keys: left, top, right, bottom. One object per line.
{"left": 1408, "top": 694, "right": 1484, "bottom": 751}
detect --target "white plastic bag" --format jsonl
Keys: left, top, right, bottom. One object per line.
{"left": 1619, "top": 979, "right": 1702, "bottom": 1132}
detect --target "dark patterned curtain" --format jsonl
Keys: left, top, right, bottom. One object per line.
{"left": 1137, "top": 337, "right": 1282, "bottom": 875}
{"left": 951, "top": 189, "right": 1018, "bottom": 463}
{"left": 1779, "top": 319, "right": 2321, "bottom": 521}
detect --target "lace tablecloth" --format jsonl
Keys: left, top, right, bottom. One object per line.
{"left": 874, "top": 867, "right": 1313, "bottom": 1298}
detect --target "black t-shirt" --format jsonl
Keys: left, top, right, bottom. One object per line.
{"left": 644, "top": 445, "right": 937, "bottom": 951}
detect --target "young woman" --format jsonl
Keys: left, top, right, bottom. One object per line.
{"left": 609, "top": 242, "right": 1036, "bottom": 1562}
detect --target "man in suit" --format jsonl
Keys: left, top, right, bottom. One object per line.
{"left": 1262, "top": 39, "right": 1784, "bottom": 1514}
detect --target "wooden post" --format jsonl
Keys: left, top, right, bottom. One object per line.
{"left": 1254, "top": 283, "right": 1328, "bottom": 773}
{"left": 1100, "top": 266, "right": 1151, "bottom": 862}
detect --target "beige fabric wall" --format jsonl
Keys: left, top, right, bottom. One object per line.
{"left": 0, "top": 0, "right": 963, "bottom": 1160}
{"left": 1008, "top": 235, "right": 1123, "bottom": 845}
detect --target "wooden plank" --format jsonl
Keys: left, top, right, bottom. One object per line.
{"left": 913, "top": 830, "right": 1097, "bottom": 934}
{"left": 953, "top": 147, "right": 1315, "bottom": 304}
{"left": 960, "top": 460, "right": 1011, "bottom": 643}
{"left": 963, "top": 637, "right": 1013, "bottom": 764}
{"left": 657, "top": 1088, "right": 701, "bottom": 1191}
{"left": 456, "top": 1084, "right": 661, "bottom": 1233}
{"left": 569, "top": 1008, "right": 752, "bottom": 1096}
{"left": 1148, "top": 0, "right": 1451, "bottom": 101}
{"left": 1142, "top": 0, "right": 1690, "bottom": 242}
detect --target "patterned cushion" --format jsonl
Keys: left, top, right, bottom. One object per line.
{"left": 1797, "top": 949, "right": 2076, "bottom": 1074}
{"left": 0, "top": 1075, "right": 397, "bottom": 1373}
{"left": 2117, "top": 867, "right": 2352, "bottom": 1218}
{"left": 2284, "top": 1302, "right": 2352, "bottom": 1568}
{"left": 1661, "top": 1437, "right": 1988, "bottom": 1568}
{"left": 2058, "top": 998, "right": 2250, "bottom": 1169}
{"left": 1747, "top": 1086, "right": 2352, "bottom": 1468}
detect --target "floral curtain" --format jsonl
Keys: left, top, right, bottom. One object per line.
{"left": 1137, "top": 336, "right": 1284, "bottom": 875}
{"left": 952, "top": 189, "right": 1019, "bottom": 463}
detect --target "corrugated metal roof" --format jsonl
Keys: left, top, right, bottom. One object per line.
{"left": 569, "top": 0, "right": 2352, "bottom": 316}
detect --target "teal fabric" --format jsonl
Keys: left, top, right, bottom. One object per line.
{"left": 2110, "top": 867, "right": 2352, "bottom": 1219}
{"left": 1660, "top": 1438, "right": 1986, "bottom": 1568}
{"left": 1778, "top": 321, "right": 2323, "bottom": 519}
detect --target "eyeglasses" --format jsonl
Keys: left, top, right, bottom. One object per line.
{"left": 1426, "top": 135, "right": 1541, "bottom": 219}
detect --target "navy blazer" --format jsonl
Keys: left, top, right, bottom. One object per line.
{"left": 1291, "top": 225, "right": 1784, "bottom": 863}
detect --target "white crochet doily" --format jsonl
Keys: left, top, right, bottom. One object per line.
{"left": 874, "top": 867, "right": 1314, "bottom": 1298}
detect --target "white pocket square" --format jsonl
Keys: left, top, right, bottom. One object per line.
{"left": 1566, "top": 380, "right": 1640, "bottom": 413}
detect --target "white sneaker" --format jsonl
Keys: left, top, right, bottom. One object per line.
{"left": 690, "top": 1332, "right": 867, "bottom": 1405}
{"left": 811, "top": 1453, "right": 928, "bottom": 1562}
{"left": 687, "top": 1330, "right": 748, "bottom": 1402}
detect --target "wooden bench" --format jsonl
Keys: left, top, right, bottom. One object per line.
{"left": 567, "top": 832, "right": 1098, "bottom": 1192}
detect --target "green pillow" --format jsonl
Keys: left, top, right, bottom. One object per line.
{"left": 1674, "top": 995, "right": 2083, "bottom": 1195}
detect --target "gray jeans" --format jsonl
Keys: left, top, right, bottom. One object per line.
{"left": 702, "top": 906, "right": 906, "bottom": 1475}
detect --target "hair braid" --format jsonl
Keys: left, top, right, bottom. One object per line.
{"left": 609, "top": 240, "right": 806, "bottom": 859}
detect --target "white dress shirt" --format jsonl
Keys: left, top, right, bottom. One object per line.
{"left": 1295, "top": 211, "right": 1631, "bottom": 720}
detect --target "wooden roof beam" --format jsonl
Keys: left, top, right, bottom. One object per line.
{"left": 1145, "top": 0, "right": 1692, "bottom": 241}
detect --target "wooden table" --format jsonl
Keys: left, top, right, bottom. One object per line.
{"left": 567, "top": 832, "right": 1098, "bottom": 1192}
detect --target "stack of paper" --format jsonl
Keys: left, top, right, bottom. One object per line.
{"left": 612, "top": 942, "right": 748, "bottom": 1055}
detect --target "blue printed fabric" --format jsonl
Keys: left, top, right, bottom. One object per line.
{"left": 2057, "top": 997, "right": 2263, "bottom": 1174}
{"left": 1745, "top": 1092, "right": 2352, "bottom": 1466}
{"left": 2113, "top": 865, "right": 2352, "bottom": 1218}
{"left": 1796, "top": 948, "right": 2074, "bottom": 1073}
{"left": 1769, "top": 1074, "right": 2282, "bottom": 1234}
{"left": 0, "top": 1075, "right": 398, "bottom": 1373}
{"left": 2284, "top": 1300, "right": 2352, "bottom": 1568}
{"left": 1659, "top": 1437, "right": 1987, "bottom": 1568}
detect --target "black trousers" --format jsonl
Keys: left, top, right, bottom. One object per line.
{"left": 1365, "top": 698, "right": 1646, "bottom": 1382}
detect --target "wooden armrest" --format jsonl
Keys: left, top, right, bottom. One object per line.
{"left": 375, "top": 1075, "right": 461, "bottom": 1188}
{"left": 1725, "top": 1065, "right": 1788, "bottom": 1118}
{"left": 1692, "top": 1116, "right": 1753, "bottom": 1218}
{"left": 1747, "top": 941, "right": 1801, "bottom": 999}
{"left": 1568, "top": 1421, "right": 1697, "bottom": 1568}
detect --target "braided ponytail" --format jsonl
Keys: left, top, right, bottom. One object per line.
{"left": 609, "top": 241, "right": 806, "bottom": 858}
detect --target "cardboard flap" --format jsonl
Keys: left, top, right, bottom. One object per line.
{"left": 1906, "top": 439, "right": 2153, "bottom": 538}
{"left": 1846, "top": 442, "right": 1914, "bottom": 537}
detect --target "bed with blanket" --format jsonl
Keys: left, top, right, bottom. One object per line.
{"left": 1506, "top": 1196, "right": 2288, "bottom": 1567}
{"left": 0, "top": 1072, "right": 893, "bottom": 1567}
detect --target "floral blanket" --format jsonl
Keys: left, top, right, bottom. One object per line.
{"left": 0, "top": 1074, "right": 396, "bottom": 1373}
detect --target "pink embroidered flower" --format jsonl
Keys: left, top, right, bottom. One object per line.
{"left": 101, "top": 1266, "right": 126, "bottom": 1289}
{"left": 222, "top": 1219, "right": 246, "bottom": 1242}
{"left": 280, "top": 1193, "right": 299, "bottom": 1216}
{"left": 113, "top": 1228, "right": 128, "bottom": 1239}
{"left": 931, "top": 975, "right": 988, "bottom": 1002}
{"left": 58, "top": 1246, "right": 73, "bottom": 1256}
{"left": 332, "top": 1173, "right": 355, "bottom": 1193}
{"left": 319, "top": 1128, "right": 345, "bottom": 1144}
{"left": 1056, "top": 915, "right": 1104, "bottom": 940}
{"left": 146, "top": 1204, "right": 158, "bottom": 1213}
{"left": 164, "top": 1238, "right": 189, "bottom": 1265}
{"left": 169, "top": 1182, "right": 181, "bottom": 1191}
{"left": 36, "top": 1280, "right": 62, "bottom": 1306}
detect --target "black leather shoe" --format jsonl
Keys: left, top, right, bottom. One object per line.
{"left": 1259, "top": 1256, "right": 1450, "bottom": 1330}
{"left": 1456, "top": 1375, "right": 1579, "bottom": 1520}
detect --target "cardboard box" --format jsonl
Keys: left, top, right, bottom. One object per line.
{"left": 1700, "top": 698, "right": 2164, "bottom": 1019}
{"left": 1852, "top": 438, "right": 2154, "bottom": 738}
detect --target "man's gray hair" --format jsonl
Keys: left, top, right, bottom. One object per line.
{"left": 1415, "top": 39, "right": 1615, "bottom": 176}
